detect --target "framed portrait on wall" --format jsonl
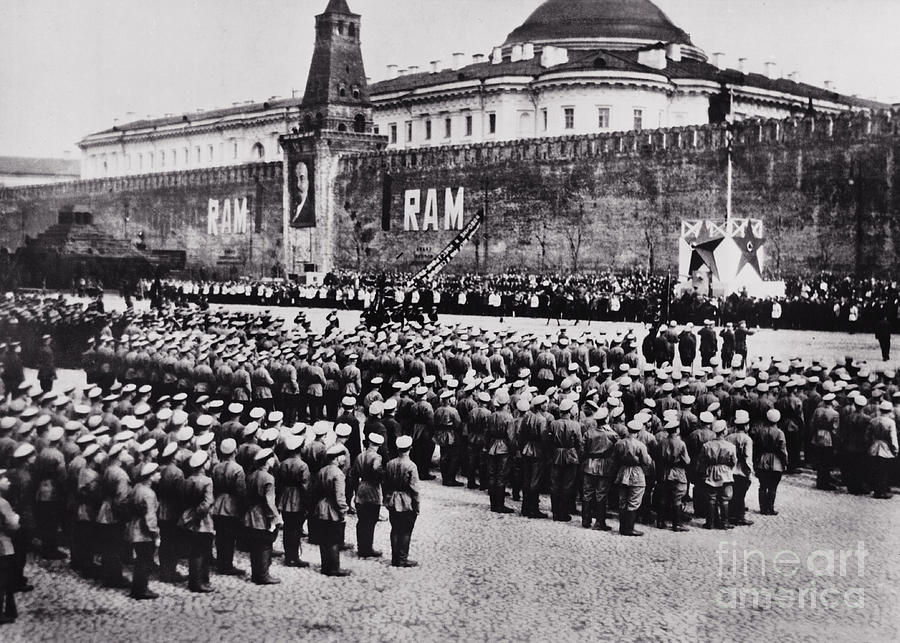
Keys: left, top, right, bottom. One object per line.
{"left": 289, "top": 157, "right": 315, "bottom": 228}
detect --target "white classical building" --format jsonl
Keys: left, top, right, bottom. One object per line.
{"left": 78, "top": 0, "right": 885, "bottom": 178}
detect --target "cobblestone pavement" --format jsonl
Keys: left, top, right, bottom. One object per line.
{"left": 8, "top": 297, "right": 897, "bottom": 642}
{"left": 2, "top": 472, "right": 898, "bottom": 642}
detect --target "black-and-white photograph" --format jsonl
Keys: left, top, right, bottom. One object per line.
{"left": 0, "top": 0, "right": 898, "bottom": 640}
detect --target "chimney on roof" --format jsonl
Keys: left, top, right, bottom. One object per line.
{"left": 522, "top": 43, "right": 535, "bottom": 60}
{"left": 472, "top": 54, "right": 486, "bottom": 65}
{"left": 824, "top": 80, "right": 834, "bottom": 91}
{"left": 408, "top": 65, "right": 420, "bottom": 74}
{"left": 540, "top": 45, "right": 568, "bottom": 68}
{"left": 292, "top": 88, "right": 301, "bottom": 98}
{"left": 738, "top": 57, "right": 747, "bottom": 73}
{"left": 491, "top": 46, "right": 503, "bottom": 65}
{"left": 386, "top": 64, "right": 398, "bottom": 80}
{"left": 788, "top": 71, "right": 799, "bottom": 83}
{"left": 452, "top": 52, "right": 465, "bottom": 70}
{"left": 638, "top": 45, "right": 667, "bottom": 70}
{"left": 712, "top": 52, "right": 725, "bottom": 69}
{"left": 430, "top": 60, "right": 441, "bottom": 73}
{"left": 665, "top": 43, "right": 682, "bottom": 62}
{"left": 511, "top": 44, "right": 523, "bottom": 62}
{"left": 765, "top": 60, "right": 777, "bottom": 79}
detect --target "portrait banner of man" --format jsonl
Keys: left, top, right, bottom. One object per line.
{"left": 289, "top": 157, "right": 315, "bottom": 228}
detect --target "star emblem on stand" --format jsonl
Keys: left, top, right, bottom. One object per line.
{"left": 689, "top": 237, "right": 724, "bottom": 281}
{"left": 733, "top": 228, "right": 766, "bottom": 277}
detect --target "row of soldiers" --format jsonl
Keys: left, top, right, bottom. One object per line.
{"left": 0, "top": 382, "right": 423, "bottom": 613}
{"left": 1, "top": 300, "right": 898, "bottom": 613}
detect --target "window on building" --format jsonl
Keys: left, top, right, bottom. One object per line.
{"left": 208, "top": 145, "right": 215, "bottom": 163}
{"left": 633, "top": 108, "right": 643, "bottom": 131}
{"left": 148, "top": 153, "right": 153, "bottom": 170}
{"left": 389, "top": 123, "right": 398, "bottom": 144}
{"left": 136, "top": 154, "right": 142, "bottom": 171}
{"left": 252, "top": 142, "right": 265, "bottom": 159}
{"left": 232, "top": 141, "right": 239, "bottom": 160}
{"left": 183, "top": 148, "right": 189, "bottom": 165}
{"left": 564, "top": 107, "right": 575, "bottom": 130}
{"left": 339, "top": 85, "right": 346, "bottom": 98}
{"left": 348, "top": 23, "right": 356, "bottom": 39}
{"left": 125, "top": 154, "right": 131, "bottom": 171}
{"left": 541, "top": 109, "right": 548, "bottom": 131}
{"left": 444, "top": 117, "right": 452, "bottom": 138}
{"left": 406, "top": 121, "right": 413, "bottom": 142}
{"left": 159, "top": 151, "right": 165, "bottom": 168}
{"left": 597, "top": 107, "right": 610, "bottom": 129}
{"left": 373, "top": 125, "right": 379, "bottom": 135}
{"left": 488, "top": 112, "right": 496, "bottom": 134}
{"left": 195, "top": 147, "right": 201, "bottom": 164}
{"left": 352, "top": 87, "right": 360, "bottom": 100}
{"left": 465, "top": 114, "right": 473, "bottom": 136}
{"left": 425, "top": 119, "right": 432, "bottom": 140}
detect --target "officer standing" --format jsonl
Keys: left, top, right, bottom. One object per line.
{"left": 156, "top": 443, "right": 186, "bottom": 582}
{"left": 580, "top": 407, "right": 617, "bottom": 530}
{"left": 314, "top": 444, "right": 350, "bottom": 577}
{"left": 244, "top": 448, "right": 283, "bottom": 583}
{"left": 517, "top": 395, "right": 548, "bottom": 519}
{"left": 210, "top": 438, "right": 246, "bottom": 576}
{"left": 96, "top": 443, "right": 131, "bottom": 589}
{"left": 652, "top": 418, "right": 690, "bottom": 532}
{"left": 351, "top": 433, "right": 385, "bottom": 558}
{"left": 698, "top": 320, "right": 717, "bottom": 367}
{"left": 612, "top": 420, "right": 652, "bottom": 536}
{"left": 485, "top": 390, "right": 515, "bottom": 514}
{"left": 0, "top": 467, "right": 20, "bottom": 623}
{"left": 33, "top": 425, "right": 66, "bottom": 559}
{"left": 179, "top": 451, "right": 214, "bottom": 593}
{"left": 37, "top": 335, "right": 56, "bottom": 393}
{"left": 547, "top": 398, "right": 582, "bottom": 522}
{"left": 384, "top": 436, "right": 420, "bottom": 568}
{"left": 810, "top": 393, "right": 839, "bottom": 490}
{"left": 753, "top": 409, "right": 788, "bottom": 515}
{"left": 275, "top": 435, "right": 310, "bottom": 568}
{"left": 127, "top": 463, "right": 161, "bottom": 600}
{"left": 699, "top": 420, "right": 737, "bottom": 529}
{"left": 725, "top": 411, "right": 755, "bottom": 526}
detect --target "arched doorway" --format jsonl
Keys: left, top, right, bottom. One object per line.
{"left": 353, "top": 114, "right": 366, "bottom": 133}
{"left": 251, "top": 142, "right": 265, "bottom": 160}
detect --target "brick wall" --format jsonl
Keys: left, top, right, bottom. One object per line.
{"left": 0, "top": 162, "right": 284, "bottom": 278}
{"left": 333, "top": 111, "right": 900, "bottom": 276}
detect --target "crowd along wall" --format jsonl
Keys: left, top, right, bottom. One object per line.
{"left": 333, "top": 110, "right": 900, "bottom": 277}
{"left": 0, "top": 162, "right": 284, "bottom": 278}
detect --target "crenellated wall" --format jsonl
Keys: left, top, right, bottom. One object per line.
{"left": 2, "top": 111, "right": 899, "bottom": 277}
{"left": 0, "top": 163, "right": 285, "bottom": 278}
{"left": 333, "top": 110, "right": 900, "bottom": 276}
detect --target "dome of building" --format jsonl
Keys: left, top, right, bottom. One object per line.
{"left": 503, "top": 0, "right": 706, "bottom": 61}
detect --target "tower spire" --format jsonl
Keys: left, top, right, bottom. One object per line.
{"left": 300, "top": 0, "right": 372, "bottom": 133}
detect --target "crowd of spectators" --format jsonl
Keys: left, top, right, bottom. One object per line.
{"left": 142, "top": 271, "right": 899, "bottom": 333}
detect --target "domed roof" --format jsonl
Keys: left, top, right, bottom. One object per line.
{"left": 504, "top": 0, "right": 699, "bottom": 54}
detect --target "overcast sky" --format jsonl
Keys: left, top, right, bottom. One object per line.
{"left": 1, "top": 0, "right": 898, "bottom": 158}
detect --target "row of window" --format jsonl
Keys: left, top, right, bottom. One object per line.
{"left": 385, "top": 106, "right": 652, "bottom": 146}
{"left": 387, "top": 112, "right": 497, "bottom": 144}
{"left": 548, "top": 106, "right": 641, "bottom": 132}
{"left": 89, "top": 139, "right": 273, "bottom": 176}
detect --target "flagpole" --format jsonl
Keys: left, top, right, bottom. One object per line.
{"left": 725, "top": 85, "right": 735, "bottom": 224}
{"left": 726, "top": 144, "right": 733, "bottom": 223}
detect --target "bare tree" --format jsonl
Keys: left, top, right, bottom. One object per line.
{"left": 563, "top": 203, "right": 588, "bottom": 273}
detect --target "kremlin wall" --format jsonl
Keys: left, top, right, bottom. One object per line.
{"left": 2, "top": 110, "right": 898, "bottom": 278}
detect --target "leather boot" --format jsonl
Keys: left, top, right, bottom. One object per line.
{"left": 704, "top": 498, "right": 717, "bottom": 529}
{"left": 392, "top": 530, "right": 417, "bottom": 568}
{"left": 254, "top": 548, "right": 280, "bottom": 584}
{"left": 318, "top": 543, "right": 330, "bottom": 575}
{"left": 188, "top": 555, "right": 212, "bottom": 592}
{"left": 495, "top": 489, "right": 514, "bottom": 514}
{"left": 593, "top": 501, "right": 611, "bottom": 531}
{"left": 326, "top": 544, "right": 351, "bottom": 577}
{"left": 626, "top": 510, "right": 644, "bottom": 536}
{"left": 717, "top": 500, "right": 734, "bottom": 530}
{"left": 582, "top": 500, "right": 594, "bottom": 528}
{"left": 520, "top": 492, "right": 531, "bottom": 517}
